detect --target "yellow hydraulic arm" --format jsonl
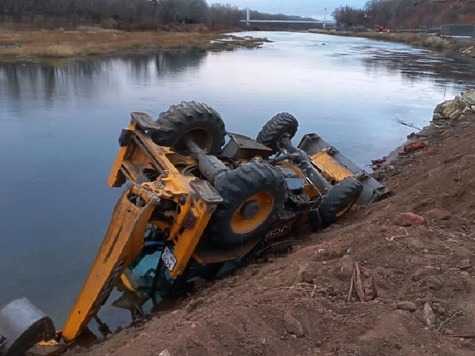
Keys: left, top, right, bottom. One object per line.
{"left": 62, "top": 112, "right": 222, "bottom": 341}
{"left": 61, "top": 186, "right": 158, "bottom": 342}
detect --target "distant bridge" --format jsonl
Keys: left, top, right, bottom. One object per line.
{"left": 241, "top": 8, "right": 326, "bottom": 27}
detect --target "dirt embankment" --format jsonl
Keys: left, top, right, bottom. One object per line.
{"left": 0, "top": 24, "right": 268, "bottom": 63}
{"left": 75, "top": 93, "right": 475, "bottom": 355}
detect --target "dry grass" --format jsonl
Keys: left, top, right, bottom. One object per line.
{"left": 0, "top": 24, "right": 239, "bottom": 61}
{"left": 362, "top": 31, "right": 457, "bottom": 51}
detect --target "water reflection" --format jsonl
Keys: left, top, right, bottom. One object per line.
{"left": 154, "top": 48, "right": 207, "bottom": 74}
{"left": 1, "top": 42, "right": 471, "bottom": 112}
{"left": 0, "top": 48, "right": 207, "bottom": 109}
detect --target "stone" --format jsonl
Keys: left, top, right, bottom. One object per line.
{"left": 458, "top": 154, "right": 475, "bottom": 171}
{"left": 284, "top": 311, "right": 305, "bottom": 337}
{"left": 442, "top": 100, "right": 461, "bottom": 115}
{"left": 433, "top": 101, "right": 447, "bottom": 114}
{"left": 413, "top": 266, "right": 438, "bottom": 281}
{"left": 185, "top": 297, "right": 204, "bottom": 313}
{"left": 433, "top": 112, "right": 443, "bottom": 120}
{"left": 424, "top": 276, "right": 443, "bottom": 290}
{"left": 297, "top": 262, "right": 318, "bottom": 283}
{"left": 372, "top": 158, "right": 386, "bottom": 165}
{"left": 396, "top": 301, "right": 417, "bottom": 312}
{"left": 449, "top": 109, "right": 462, "bottom": 120}
{"left": 433, "top": 98, "right": 469, "bottom": 120}
{"left": 336, "top": 255, "right": 354, "bottom": 280}
{"left": 394, "top": 212, "right": 427, "bottom": 227}
{"left": 457, "top": 259, "right": 471, "bottom": 270}
{"left": 462, "top": 89, "right": 475, "bottom": 105}
{"left": 424, "top": 207, "right": 450, "bottom": 221}
{"left": 422, "top": 302, "right": 436, "bottom": 328}
{"left": 462, "top": 106, "right": 473, "bottom": 115}
{"left": 403, "top": 140, "right": 428, "bottom": 152}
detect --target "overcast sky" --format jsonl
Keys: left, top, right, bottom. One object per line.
{"left": 207, "top": 1, "right": 368, "bottom": 19}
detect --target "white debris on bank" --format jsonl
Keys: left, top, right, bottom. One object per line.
{"left": 433, "top": 88, "right": 475, "bottom": 120}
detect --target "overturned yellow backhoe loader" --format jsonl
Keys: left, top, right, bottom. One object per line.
{"left": 0, "top": 101, "right": 389, "bottom": 355}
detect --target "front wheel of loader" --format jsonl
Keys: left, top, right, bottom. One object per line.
{"left": 0, "top": 298, "right": 56, "bottom": 356}
{"left": 318, "top": 177, "right": 363, "bottom": 225}
{"left": 256, "top": 112, "right": 298, "bottom": 153}
{"left": 151, "top": 101, "right": 226, "bottom": 155}
{"left": 208, "top": 162, "right": 287, "bottom": 249}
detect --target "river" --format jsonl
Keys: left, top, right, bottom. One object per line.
{"left": 0, "top": 31, "right": 473, "bottom": 329}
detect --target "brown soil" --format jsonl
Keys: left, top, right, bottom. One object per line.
{"left": 74, "top": 110, "right": 475, "bottom": 355}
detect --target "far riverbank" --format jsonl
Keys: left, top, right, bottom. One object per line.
{"left": 309, "top": 28, "right": 475, "bottom": 59}
{"left": 0, "top": 24, "right": 268, "bottom": 63}
{"left": 2, "top": 23, "right": 474, "bottom": 64}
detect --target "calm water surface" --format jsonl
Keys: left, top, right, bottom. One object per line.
{"left": 0, "top": 31, "right": 473, "bottom": 327}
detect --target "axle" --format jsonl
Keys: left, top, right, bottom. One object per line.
{"left": 186, "top": 138, "right": 230, "bottom": 184}
{"left": 279, "top": 135, "right": 331, "bottom": 194}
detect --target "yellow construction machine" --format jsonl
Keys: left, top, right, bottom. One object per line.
{"left": 0, "top": 101, "right": 388, "bottom": 355}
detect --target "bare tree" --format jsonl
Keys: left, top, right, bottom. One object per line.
{"left": 206, "top": 4, "right": 242, "bottom": 28}
{"left": 159, "top": 0, "right": 208, "bottom": 24}
{"left": 364, "top": 0, "right": 396, "bottom": 26}
{"left": 333, "top": 5, "right": 367, "bottom": 28}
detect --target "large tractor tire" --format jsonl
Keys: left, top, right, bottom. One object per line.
{"left": 318, "top": 177, "right": 363, "bottom": 225}
{"left": 151, "top": 101, "right": 226, "bottom": 155}
{"left": 256, "top": 112, "right": 298, "bottom": 153}
{"left": 208, "top": 162, "right": 287, "bottom": 248}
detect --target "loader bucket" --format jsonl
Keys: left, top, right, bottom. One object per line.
{"left": 298, "top": 133, "right": 390, "bottom": 204}
{"left": 0, "top": 297, "right": 56, "bottom": 356}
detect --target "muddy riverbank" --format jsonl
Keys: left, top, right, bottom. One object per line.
{"left": 74, "top": 90, "right": 475, "bottom": 355}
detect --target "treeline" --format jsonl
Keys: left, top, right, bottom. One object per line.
{"left": 0, "top": 0, "right": 243, "bottom": 29}
{"left": 0, "top": 0, "right": 314, "bottom": 30}
{"left": 333, "top": 0, "right": 475, "bottom": 29}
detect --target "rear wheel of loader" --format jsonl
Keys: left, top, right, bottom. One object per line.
{"left": 209, "top": 162, "right": 287, "bottom": 248}
{"left": 256, "top": 112, "right": 298, "bottom": 152}
{"left": 151, "top": 101, "right": 226, "bottom": 155}
{"left": 318, "top": 177, "right": 363, "bottom": 225}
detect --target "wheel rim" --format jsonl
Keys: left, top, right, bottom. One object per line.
{"left": 335, "top": 194, "right": 358, "bottom": 218}
{"left": 174, "top": 128, "right": 212, "bottom": 154}
{"left": 230, "top": 192, "right": 275, "bottom": 235}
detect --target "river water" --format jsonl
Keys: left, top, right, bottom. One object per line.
{"left": 0, "top": 31, "right": 473, "bottom": 328}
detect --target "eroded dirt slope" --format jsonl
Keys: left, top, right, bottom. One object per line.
{"left": 82, "top": 114, "right": 475, "bottom": 356}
